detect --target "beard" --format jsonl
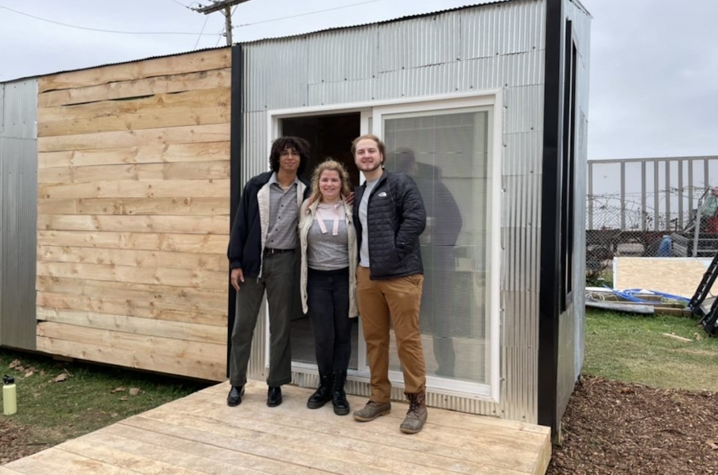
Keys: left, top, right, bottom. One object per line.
{"left": 358, "top": 160, "right": 382, "bottom": 173}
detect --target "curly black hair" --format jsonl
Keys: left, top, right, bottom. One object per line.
{"left": 269, "top": 136, "right": 310, "bottom": 176}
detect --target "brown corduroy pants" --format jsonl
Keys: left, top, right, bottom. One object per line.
{"left": 356, "top": 266, "right": 426, "bottom": 403}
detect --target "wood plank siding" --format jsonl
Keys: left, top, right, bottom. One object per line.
{"left": 35, "top": 48, "right": 232, "bottom": 381}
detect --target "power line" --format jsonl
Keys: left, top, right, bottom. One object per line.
{"left": 168, "top": 0, "right": 191, "bottom": 8}
{"left": 192, "top": 0, "right": 253, "bottom": 14}
{"left": 194, "top": 15, "right": 211, "bottom": 49}
{"left": 0, "top": 4, "right": 219, "bottom": 36}
{"left": 215, "top": 26, "right": 226, "bottom": 47}
{"left": 235, "top": 0, "right": 382, "bottom": 28}
{"left": 191, "top": 0, "right": 251, "bottom": 46}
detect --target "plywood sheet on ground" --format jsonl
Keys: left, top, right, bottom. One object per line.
{"left": 4, "top": 381, "right": 551, "bottom": 475}
{"left": 613, "top": 257, "right": 715, "bottom": 298}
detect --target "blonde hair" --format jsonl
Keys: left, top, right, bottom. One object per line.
{"left": 309, "top": 159, "right": 352, "bottom": 205}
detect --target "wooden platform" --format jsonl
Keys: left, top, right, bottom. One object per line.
{"left": 614, "top": 257, "right": 713, "bottom": 298}
{"left": 1, "top": 381, "right": 551, "bottom": 475}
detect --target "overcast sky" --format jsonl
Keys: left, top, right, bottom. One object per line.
{"left": 1, "top": 0, "right": 716, "bottom": 160}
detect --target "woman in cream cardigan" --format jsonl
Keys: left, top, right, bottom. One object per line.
{"left": 299, "top": 159, "right": 358, "bottom": 415}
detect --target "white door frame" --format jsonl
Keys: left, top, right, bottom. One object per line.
{"left": 267, "top": 90, "right": 503, "bottom": 402}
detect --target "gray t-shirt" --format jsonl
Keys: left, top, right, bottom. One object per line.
{"left": 307, "top": 203, "right": 349, "bottom": 271}
{"left": 359, "top": 179, "right": 379, "bottom": 267}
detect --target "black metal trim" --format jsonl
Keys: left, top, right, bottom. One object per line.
{"left": 559, "top": 20, "right": 575, "bottom": 312}
{"left": 227, "top": 44, "right": 244, "bottom": 376}
{"left": 538, "top": 0, "right": 564, "bottom": 435}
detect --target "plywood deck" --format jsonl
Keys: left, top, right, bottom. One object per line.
{"left": 2, "top": 381, "right": 551, "bottom": 475}
{"left": 614, "top": 257, "right": 715, "bottom": 298}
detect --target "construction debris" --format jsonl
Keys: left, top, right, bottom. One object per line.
{"left": 585, "top": 287, "right": 692, "bottom": 317}
{"left": 661, "top": 333, "right": 694, "bottom": 343}
{"left": 586, "top": 300, "right": 654, "bottom": 315}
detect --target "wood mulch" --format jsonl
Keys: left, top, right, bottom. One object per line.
{"left": 548, "top": 376, "right": 718, "bottom": 474}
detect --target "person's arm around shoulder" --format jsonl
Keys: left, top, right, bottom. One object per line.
{"left": 394, "top": 173, "right": 427, "bottom": 257}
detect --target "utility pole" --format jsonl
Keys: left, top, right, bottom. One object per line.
{"left": 192, "top": 0, "right": 253, "bottom": 46}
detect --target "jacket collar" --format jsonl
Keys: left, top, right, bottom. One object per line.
{"left": 308, "top": 197, "right": 351, "bottom": 216}
{"left": 361, "top": 170, "right": 388, "bottom": 192}
{"left": 268, "top": 171, "right": 299, "bottom": 188}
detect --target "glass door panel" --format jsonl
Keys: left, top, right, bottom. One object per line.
{"left": 377, "top": 105, "right": 496, "bottom": 395}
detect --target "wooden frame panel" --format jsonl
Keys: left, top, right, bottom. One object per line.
{"left": 36, "top": 49, "right": 232, "bottom": 381}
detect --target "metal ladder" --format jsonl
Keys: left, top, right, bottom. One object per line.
{"left": 684, "top": 188, "right": 711, "bottom": 257}
{"left": 687, "top": 250, "right": 718, "bottom": 336}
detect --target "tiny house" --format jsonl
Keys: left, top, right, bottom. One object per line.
{"left": 0, "top": 0, "right": 590, "bottom": 434}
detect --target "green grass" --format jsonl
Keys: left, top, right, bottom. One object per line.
{"left": 0, "top": 349, "right": 209, "bottom": 448}
{"left": 583, "top": 309, "right": 718, "bottom": 391}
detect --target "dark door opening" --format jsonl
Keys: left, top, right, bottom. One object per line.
{"left": 281, "top": 112, "right": 362, "bottom": 187}
{"left": 280, "top": 112, "right": 362, "bottom": 370}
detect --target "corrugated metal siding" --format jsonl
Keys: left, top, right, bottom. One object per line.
{"left": 569, "top": 0, "right": 590, "bottom": 387}
{"left": 556, "top": 0, "right": 591, "bottom": 420}
{"left": 244, "top": 39, "right": 309, "bottom": 112}
{"left": 0, "top": 84, "right": 4, "bottom": 133}
{"left": 242, "top": 0, "right": 548, "bottom": 423}
{"left": 242, "top": 111, "right": 269, "bottom": 381}
{"left": 377, "top": 14, "right": 460, "bottom": 72}
{"left": 0, "top": 79, "right": 38, "bottom": 350}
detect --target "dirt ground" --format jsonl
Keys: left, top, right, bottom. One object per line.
{"left": 0, "top": 418, "right": 48, "bottom": 465}
{"left": 548, "top": 376, "right": 718, "bottom": 475}
{"left": 3, "top": 375, "right": 718, "bottom": 472}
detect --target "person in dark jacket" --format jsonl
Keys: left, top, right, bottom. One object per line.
{"left": 350, "top": 134, "right": 429, "bottom": 434}
{"left": 226, "top": 136, "right": 311, "bottom": 408}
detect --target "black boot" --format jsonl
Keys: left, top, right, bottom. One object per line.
{"left": 307, "top": 373, "right": 334, "bottom": 409}
{"left": 332, "top": 370, "right": 350, "bottom": 416}
{"left": 227, "top": 385, "right": 244, "bottom": 407}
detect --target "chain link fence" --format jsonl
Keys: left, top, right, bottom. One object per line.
{"left": 585, "top": 193, "right": 700, "bottom": 283}
{"left": 585, "top": 156, "right": 718, "bottom": 285}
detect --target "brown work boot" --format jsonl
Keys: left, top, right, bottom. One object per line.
{"left": 353, "top": 400, "right": 391, "bottom": 422}
{"left": 400, "top": 392, "right": 427, "bottom": 434}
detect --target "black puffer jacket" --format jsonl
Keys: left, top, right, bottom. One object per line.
{"left": 353, "top": 171, "right": 426, "bottom": 279}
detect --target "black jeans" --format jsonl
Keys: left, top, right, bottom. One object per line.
{"left": 307, "top": 267, "right": 352, "bottom": 375}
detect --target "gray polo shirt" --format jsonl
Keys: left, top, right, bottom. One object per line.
{"left": 266, "top": 173, "right": 299, "bottom": 250}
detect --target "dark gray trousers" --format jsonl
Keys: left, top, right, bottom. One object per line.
{"left": 229, "top": 251, "right": 295, "bottom": 387}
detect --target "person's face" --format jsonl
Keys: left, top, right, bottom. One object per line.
{"left": 319, "top": 170, "right": 341, "bottom": 201}
{"left": 354, "top": 139, "right": 383, "bottom": 174}
{"left": 279, "top": 147, "right": 300, "bottom": 173}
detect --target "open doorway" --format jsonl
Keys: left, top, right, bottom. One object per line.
{"left": 280, "top": 112, "right": 362, "bottom": 370}
{"left": 282, "top": 112, "right": 362, "bottom": 187}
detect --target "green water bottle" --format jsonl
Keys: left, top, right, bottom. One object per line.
{"left": 3, "top": 375, "right": 17, "bottom": 415}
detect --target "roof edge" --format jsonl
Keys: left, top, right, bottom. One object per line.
{"left": 3, "top": 0, "right": 522, "bottom": 83}
{"left": 239, "top": 0, "right": 513, "bottom": 46}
